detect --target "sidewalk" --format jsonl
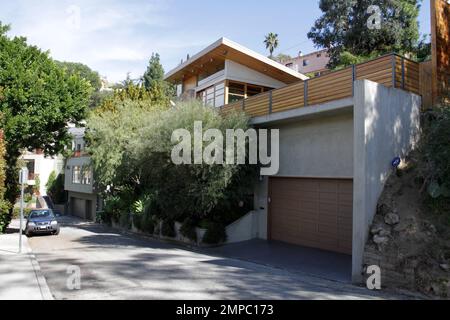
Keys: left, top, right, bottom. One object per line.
{"left": 0, "top": 220, "right": 53, "bottom": 300}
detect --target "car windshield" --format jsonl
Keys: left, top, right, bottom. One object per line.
{"left": 29, "top": 210, "right": 54, "bottom": 219}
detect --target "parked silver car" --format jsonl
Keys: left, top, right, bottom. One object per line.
{"left": 25, "top": 209, "right": 60, "bottom": 237}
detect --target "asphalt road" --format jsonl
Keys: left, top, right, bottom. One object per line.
{"left": 28, "top": 216, "right": 399, "bottom": 300}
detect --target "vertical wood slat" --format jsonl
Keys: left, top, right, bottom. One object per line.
{"left": 392, "top": 55, "right": 397, "bottom": 88}
{"left": 304, "top": 80, "right": 308, "bottom": 107}
{"left": 220, "top": 53, "right": 421, "bottom": 117}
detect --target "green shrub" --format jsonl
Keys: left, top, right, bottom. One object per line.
{"left": 46, "top": 171, "right": 66, "bottom": 204}
{"left": 96, "top": 211, "right": 111, "bottom": 225}
{"left": 12, "top": 207, "right": 32, "bottom": 219}
{"left": 141, "top": 213, "right": 155, "bottom": 234}
{"left": 24, "top": 193, "right": 33, "bottom": 204}
{"left": 132, "top": 213, "right": 142, "bottom": 230}
{"left": 119, "top": 211, "right": 131, "bottom": 229}
{"left": 421, "top": 108, "right": 450, "bottom": 200}
{"left": 0, "top": 199, "right": 11, "bottom": 232}
{"left": 161, "top": 219, "right": 175, "bottom": 238}
{"left": 202, "top": 222, "right": 227, "bottom": 245}
{"left": 87, "top": 100, "right": 258, "bottom": 225}
{"left": 180, "top": 217, "right": 197, "bottom": 242}
{"left": 104, "top": 196, "right": 122, "bottom": 223}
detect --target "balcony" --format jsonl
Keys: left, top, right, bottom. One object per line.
{"left": 220, "top": 54, "right": 421, "bottom": 118}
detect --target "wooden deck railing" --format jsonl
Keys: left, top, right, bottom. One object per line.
{"left": 220, "top": 53, "right": 420, "bottom": 117}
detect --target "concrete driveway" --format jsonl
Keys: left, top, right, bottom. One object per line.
{"left": 27, "top": 216, "right": 401, "bottom": 300}
{"left": 205, "top": 239, "right": 352, "bottom": 283}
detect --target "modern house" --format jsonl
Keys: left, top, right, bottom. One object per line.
{"left": 165, "top": 38, "right": 308, "bottom": 107}
{"left": 165, "top": 38, "right": 422, "bottom": 283}
{"left": 20, "top": 149, "right": 64, "bottom": 196}
{"left": 282, "top": 49, "right": 330, "bottom": 76}
{"left": 64, "top": 127, "right": 99, "bottom": 221}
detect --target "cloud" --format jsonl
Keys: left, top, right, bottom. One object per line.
{"left": 0, "top": 0, "right": 211, "bottom": 83}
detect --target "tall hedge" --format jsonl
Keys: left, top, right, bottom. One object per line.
{"left": 0, "top": 128, "right": 11, "bottom": 233}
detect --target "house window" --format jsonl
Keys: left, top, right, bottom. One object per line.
{"left": 228, "top": 82, "right": 246, "bottom": 103}
{"left": 25, "top": 160, "right": 35, "bottom": 180}
{"left": 72, "top": 166, "right": 81, "bottom": 184}
{"left": 317, "top": 53, "right": 322, "bottom": 58}
{"left": 197, "top": 82, "right": 225, "bottom": 108}
{"left": 303, "top": 59, "right": 310, "bottom": 66}
{"left": 227, "top": 81, "right": 273, "bottom": 104}
{"left": 81, "top": 166, "right": 92, "bottom": 185}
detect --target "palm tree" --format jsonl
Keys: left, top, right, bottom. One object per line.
{"left": 264, "top": 33, "right": 279, "bottom": 58}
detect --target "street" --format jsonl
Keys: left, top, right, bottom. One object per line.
{"left": 28, "top": 216, "right": 399, "bottom": 300}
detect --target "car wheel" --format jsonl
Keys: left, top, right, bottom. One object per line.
{"left": 25, "top": 231, "right": 32, "bottom": 238}
{"left": 53, "top": 229, "right": 60, "bottom": 236}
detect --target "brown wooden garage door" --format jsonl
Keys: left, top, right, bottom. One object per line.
{"left": 269, "top": 177, "right": 353, "bottom": 255}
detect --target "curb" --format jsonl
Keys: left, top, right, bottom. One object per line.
{"left": 23, "top": 238, "right": 54, "bottom": 300}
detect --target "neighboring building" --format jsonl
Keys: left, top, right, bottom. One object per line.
{"left": 164, "top": 37, "right": 308, "bottom": 108}
{"left": 282, "top": 49, "right": 330, "bottom": 76}
{"left": 64, "top": 127, "right": 99, "bottom": 221}
{"left": 165, "top": 39, "right": 422, "bottom": 283}
{"left": 20, "top": 150, "right": 64, "bottom": 196}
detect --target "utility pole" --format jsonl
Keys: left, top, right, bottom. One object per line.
{"left": 18, "top": 167, "right": 28, "bottom": 253}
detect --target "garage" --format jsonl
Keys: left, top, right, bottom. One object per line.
{"left": 268, "top": 177, "right": 353, "bottom": 255}
{"left": 71, "top": 197, "right": 86, "bottom": 220}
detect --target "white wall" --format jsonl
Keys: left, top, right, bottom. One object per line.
{"left": 21, "top": 153, "right": 64, "bottom": 195}
{"left": 352, "top": 80, "right": 421, "bottom": 282}
{"left": 225, "top": 60, "right": 287, "bottom": 89}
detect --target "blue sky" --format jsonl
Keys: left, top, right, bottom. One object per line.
{"left": 0, "top": 0, "right": 431, "bottom": 83}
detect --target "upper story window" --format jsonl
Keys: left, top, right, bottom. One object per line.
{"left": 72, "top": 166, "right": 81, "bottom": 184}
{"left": 25, "top": 160, "right": 35, "bottom": 180}
{"left": 228, "top": 82, "right": 245, "bottom": 103}
{"left": 72, "top": 165, "right": 91, "bottom": 185}
{"left": 227, "top": 81, "right": 272, "bottom": 104}
{"left": 303, "top": 59, "right": 310, "bottom": 66}
{"left": 81, "top": 166, "right": 92, "bottom": 185}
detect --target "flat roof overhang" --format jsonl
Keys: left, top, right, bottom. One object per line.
{"left": 164, "top": 38, "right": 309, "bottom": 85}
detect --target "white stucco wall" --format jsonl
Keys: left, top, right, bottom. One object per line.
{"left": 21, "top": 153, "right": 64, "bottom": 195}
{"left": 352, "top": 80, "right": 421, "bottom": 282}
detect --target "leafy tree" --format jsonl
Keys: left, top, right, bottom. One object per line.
{"left": 143, "top": 53, "right": 175, "bottom": 100}
{"left": 46, "top": 170, "right": 65, "bottom": 204}
{"left": 275, "top": 53, "right": 292, "bottom": 63}
{"left": 0, "top": 22, "right": 91, "bottom": 227}
{"left": 95, "top": 81, "right": 168, "bottom": 114}
{"left": 143, "top": 53, "right": 164, "bottom": 90}
{"left": 264, "top": 33, "right": 279, "bottom": 58}
{"left": 0, "top": 128, "right": 11, "bottom": 233}
{"left": 56, "top": 61, "right": 105, "bottom": 109}
{"left": 308, "top": 0, "right": 421, "bottom": 68}
{"left": 87, "top": 100, "right": 257, "bottom": 223}
{"left": 55, "top": 61, "right": 102, "bottom": 91}
{"left": 412, "top": 34, "right": 432, "bottom": 62}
